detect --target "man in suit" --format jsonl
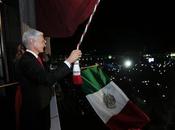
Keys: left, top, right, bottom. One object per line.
{"left": 16, "top": 29, "right": 82, "bottom": 130}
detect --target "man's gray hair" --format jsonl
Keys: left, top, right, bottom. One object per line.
{"left": 22, "top": 29, "right": 43, "bottom": 48}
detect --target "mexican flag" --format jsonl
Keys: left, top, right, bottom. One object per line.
{"left": 81, "top": 65, "right": 150, "bottom": 130}
{"left": 35, "top": 0, "right": 98, "bottom": 37}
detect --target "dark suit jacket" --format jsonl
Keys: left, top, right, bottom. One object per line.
{"left": 16, "top": 52, "right": 71, "bottom": 111}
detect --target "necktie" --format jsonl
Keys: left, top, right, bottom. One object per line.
{"left": 37, "top": 56, "right": 44, "bottom": 68}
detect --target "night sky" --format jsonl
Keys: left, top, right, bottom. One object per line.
{"left": 51, "top": 1, "right": 175, "bottom": 56}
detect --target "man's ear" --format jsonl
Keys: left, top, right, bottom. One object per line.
{"left": 31, "top": 38, "right": 37, "bottom": 47}
{"left": 29, "top": 38, "right": 34, "bottom": 44}
{"left": 29, "top": 38, "right": 36, "bottom": 49}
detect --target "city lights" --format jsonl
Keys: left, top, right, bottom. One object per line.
{"left": 56, "top": 52, "right": 175, "bottom": 105}
{"left": 124, "top": 59, "right": 132, "bottom": 68}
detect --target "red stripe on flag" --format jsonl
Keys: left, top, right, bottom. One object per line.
{"left": 73, "top": 75, "right": 83, "bottom": 86}
{"left": 106, "top": 101, "right": 150, "bottom": 130}
{"left": 35, "top": 0, "right": 98, "bottom": 37}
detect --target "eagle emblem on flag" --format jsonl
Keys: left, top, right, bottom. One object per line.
{"left": 103, "top": 92, "right": 116, "bottom": 109}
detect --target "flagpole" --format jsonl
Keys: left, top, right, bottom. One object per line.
{"left": 73, "top": 0, "right": 101, "bottom": 86}
{"left": 76, "top": 0, "right": 101, "bottom": 49}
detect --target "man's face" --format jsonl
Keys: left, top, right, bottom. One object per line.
{"left": 33, "top": 34, "right": 46, "bottom": 53}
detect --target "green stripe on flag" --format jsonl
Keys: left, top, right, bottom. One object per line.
{"left": 81, "top": 65, "right": 111, "bottom": 94}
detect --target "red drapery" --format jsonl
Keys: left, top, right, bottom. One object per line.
{"left": 15, "top": 86, "right": 22, "bottom": 130}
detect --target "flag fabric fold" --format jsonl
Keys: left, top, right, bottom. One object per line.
{"left": 81, "top": 65, "right": 150, "bottom": 130}
{"left": 35, "top": 0, "right": 98, "bottom": 37}
{"left": 73, "top": 60, "right": 83, "bottom": 86}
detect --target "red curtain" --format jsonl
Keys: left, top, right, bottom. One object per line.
{"left": 35, "top": 0, "right": 98, "bottom": 37}
{"left": 15, "top": 86, "right": 22, "bottom": 130}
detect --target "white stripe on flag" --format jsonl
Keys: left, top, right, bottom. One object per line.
{"left": 86, "top": 81, "right": 129, "bottom": 123}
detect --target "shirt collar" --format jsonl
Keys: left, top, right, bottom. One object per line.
{"left": 26, "top": 49, "right": 38, "bottom": 58}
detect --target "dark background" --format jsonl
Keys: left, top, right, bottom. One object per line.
{"left": 51, "top": 1, "right": 175, "bottom": 55}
